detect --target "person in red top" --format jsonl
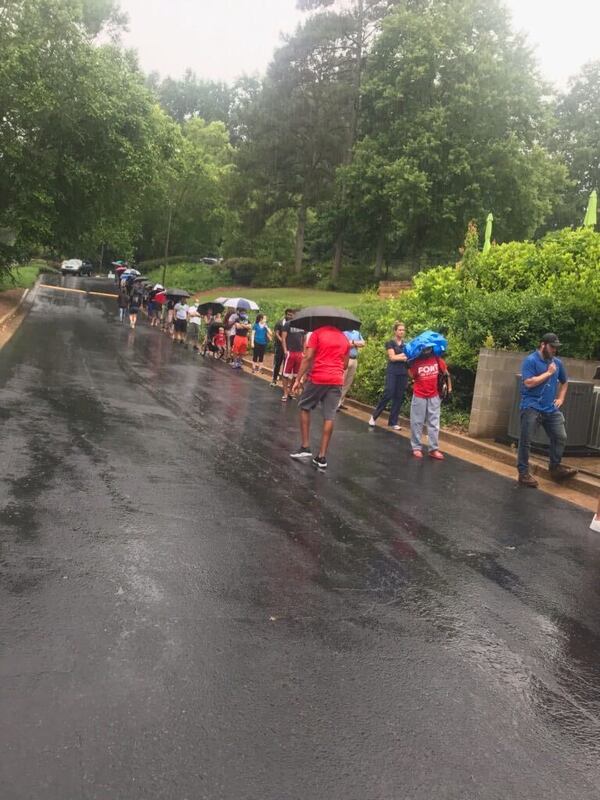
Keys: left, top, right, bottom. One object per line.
{"left": 408, "top": 348, "right": 452, "bottom": 460}
{"left": 289, "top": 326, "right": 351, "bottom": 470}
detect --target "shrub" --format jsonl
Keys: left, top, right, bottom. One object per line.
{"left": 145, "top": 263, "right": 233, "bottom": 293}
{"left": 138, "top": 255, "right": 203, "bottom": 270}
{"left": 350, "top": 227, "right": 600, "bottom": 412}
{"left": 223, "top": 258, "right": 263, "bottom": 286}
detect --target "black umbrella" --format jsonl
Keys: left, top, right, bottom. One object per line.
{"left": 196, "top": 301, "right": 225, "bottom": 315}
{"left": 166, "top": 288, "right": 191, "bottom": 299}
{"left": 291, "top": 306, "right": 361, "bottom": 332}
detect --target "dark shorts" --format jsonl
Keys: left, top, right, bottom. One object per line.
{"left": 297, "top": 382, "right": 342, "bottom": 421}
{"left": 129, "top": 306, "right": 139, "bottom": 316}
{"left": 174, "top": 318, "right": 187, "bottom": 333}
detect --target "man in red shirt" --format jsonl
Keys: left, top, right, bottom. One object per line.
{"left": 408, "top": 348, "right": 452, "bottom": 460}
{"left": 289, "top": 326, "right": 351, "bottom": 470}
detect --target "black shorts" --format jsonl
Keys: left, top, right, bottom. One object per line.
{"left": 253, "top": 343, "right": 267, "bottom": 362}
{"left": 297, "top": 382, "right": 342, "bottom": 421}
{"left": 174, "top": 319, "right": 187, "bottom": 333}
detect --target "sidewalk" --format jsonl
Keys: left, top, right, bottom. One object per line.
{"left": 0, "top": 287, "right": 29, "bottom": 349}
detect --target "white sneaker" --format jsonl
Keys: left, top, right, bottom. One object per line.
{"left": 368, "top": 416, "right": 376, "bottom": 427}
{"left": 590, "top": 516, "right": 600, "bottom": 534}
{"left": 392, "top": 425, "right": 401, "bottom": 431}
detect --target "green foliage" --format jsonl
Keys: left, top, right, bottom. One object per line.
{"left": 145, "top": 263, "right": 233, "bottom": 294}
{"left": 351, "top": 227, "right": 600, "bottom": 410}
{"left": 222, "top": 258, "right": 263, "bottom": 286}
{"left": 0, "top": 0, "right": 170, "bottom": 271}
{"left": 0, "top": 260, "right": 59, "bottom": 290}
{"left": 550, "top": 61, "right": 600, "bottom": 228}
{"left": 359, "top": 0, "right": 568, "bottom": 263}
{"left": 137, "top": 255, "right": 203, "bottom": 270}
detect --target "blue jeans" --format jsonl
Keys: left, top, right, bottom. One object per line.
{"left": 373, "top": 372, "right": 408, "bottom": 427}
{"left": 517, "top": 408, "right": 567, "bottom": 475}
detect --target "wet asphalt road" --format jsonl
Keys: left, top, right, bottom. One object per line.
{"left": 1, "top": 277, "right": 599, "bottom": 800}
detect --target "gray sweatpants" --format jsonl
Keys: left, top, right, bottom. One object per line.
{"left": 410, "top": 395, "right": 441, "bottom": 452}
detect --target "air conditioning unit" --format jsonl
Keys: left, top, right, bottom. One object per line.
{"left": 588, "top": 386, "right": 600, "bottom": 451}
{"left": 508, "top": 376, "right": 597, "bottom": 451}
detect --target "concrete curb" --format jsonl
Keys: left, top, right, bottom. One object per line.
{"left": 0, "top": 288, "right": 29, "bottom": 328}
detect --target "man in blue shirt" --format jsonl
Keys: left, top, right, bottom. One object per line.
{"left": 338, "top": 329, "right": 365, "bottom": 410}
{"left": 517, "top": 333, "right": 577, "bottom": 488}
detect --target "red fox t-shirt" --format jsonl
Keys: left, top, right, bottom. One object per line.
{"left": 308, "top": 326, "right": 351, "bottom": 385}
{"left": 409, "top": 356, "right": 447, "bottom": 399}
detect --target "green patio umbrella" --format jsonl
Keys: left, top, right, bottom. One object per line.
{"left": 583, "top": 190, "right": 597, "bottom": 229}
{"left": 483, "top": 213, "right": 494, "bottom": 254}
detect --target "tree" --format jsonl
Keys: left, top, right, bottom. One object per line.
{"left": 298, "top": 0, "right": 397, "bottom": 278}
{"left": 235, "top": 13, "right": 357, "bottom": 273}
{"left": 138, "top": 118, "right": 234, "bottom": 269}
{"left": 154, "top": 70, "right": 233, "bottom": 126}
{"left": 336, "top": 137, "right": 428, "bottom": 276}
{"left": 551, "top": 61, "right": 600, "bottom": 227}
{"left": 0, "top": 0, "right": 169, "bottom": 271}
{"left": 360, "top": 0, "right": 568, "bottom": 265}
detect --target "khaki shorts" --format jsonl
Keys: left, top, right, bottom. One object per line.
{"left": 297, "top": 382, "right": 342, "bottom": 421}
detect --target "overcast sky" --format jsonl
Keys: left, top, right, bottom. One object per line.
{"left": 120, "top": 0, "right": 599, "bottom": 89}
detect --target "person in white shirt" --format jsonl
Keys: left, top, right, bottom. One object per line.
{"left": 187, "top": 305, "right": 202, "bottom": 350}
{"left": 173, "top": 301, "right": 189, "bottom": 344}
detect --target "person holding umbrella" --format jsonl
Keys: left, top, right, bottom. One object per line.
{"left": 173, "top": 298, "right": 190, "bottom": 344}
{"left": 289, "top": 307, "right": 355, "bottom": 470}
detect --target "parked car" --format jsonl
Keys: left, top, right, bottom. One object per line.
{"left": 61, "top": 258, "right": 93, "bottom": 276}
{"left": 201, "top": 257, "right": 221, "bottom": 266}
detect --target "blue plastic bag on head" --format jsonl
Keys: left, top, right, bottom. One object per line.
{"left": 404, "top": 330, "right": 448, "bottom": 361}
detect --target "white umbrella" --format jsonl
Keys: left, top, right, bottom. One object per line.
{"left": 222, "top": 297, "right": 259, "bottom": 311}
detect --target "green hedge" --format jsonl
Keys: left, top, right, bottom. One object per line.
{"left": 145, "top": 263, "right": 233, "bottom": 293}
{"left": 351, "top": 227, "right": 600, "bottom": 411}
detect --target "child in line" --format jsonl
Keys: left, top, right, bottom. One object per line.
{"left": 213, "top": 326, "right": 226, "bottom": 359}
{"left": 409, "top": 347, "right": 452, "bottom": 460}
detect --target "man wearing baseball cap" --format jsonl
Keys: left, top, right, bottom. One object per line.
{"left": 517, "top": 333, "right": 577, "bottom": 488}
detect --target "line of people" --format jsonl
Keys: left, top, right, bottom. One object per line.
{"left": 116, "top": 283, "right": 590, "bottom": 518}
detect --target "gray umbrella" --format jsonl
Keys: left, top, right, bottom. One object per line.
{"left": 166, "top": 289, "right": 191, "bottom": 299}
{"left": 291, "top": 306, "right": 361, "bottom": 332}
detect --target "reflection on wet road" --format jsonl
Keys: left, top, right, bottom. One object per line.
{"left": 1, "top": 278, "right": 599, "bottom": 799}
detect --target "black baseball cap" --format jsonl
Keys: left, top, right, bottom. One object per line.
{"left": 541, "top": 333, "right": 561, "bottom": 347}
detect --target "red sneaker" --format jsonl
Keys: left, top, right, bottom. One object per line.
{"left": 429, "top": 450, "right": 445, "bottom": 461}
{"left": 412, "top": 450, "right": 423, "bottom": 459}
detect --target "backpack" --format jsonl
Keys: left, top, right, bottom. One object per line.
{"left": 436, "top": 358, "right": 451, "bottom": 403}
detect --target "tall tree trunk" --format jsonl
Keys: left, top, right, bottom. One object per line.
{"left": 294, "top": 203, "right": 307, "bottom": 275}
{"left": 332, "top": 234, "right": 343, "bottom": 282}
{"left": 374, "top": 230, "right": 385, "bottom": 278}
